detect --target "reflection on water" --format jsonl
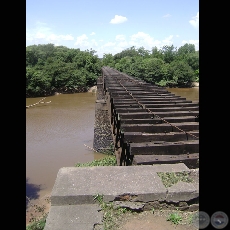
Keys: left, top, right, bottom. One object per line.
{"left": 26, "top": 178, "right": 41, "bottom": 209}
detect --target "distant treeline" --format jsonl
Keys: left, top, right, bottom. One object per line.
{"left": 26, "top": 43, "right": 199, "bottom": 97}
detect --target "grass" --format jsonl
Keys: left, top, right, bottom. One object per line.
{"left": 166, "top": 210, "right": 198, "bottom": 226}
{"left": 75, "top": 155, "right": 117, "bottom": 167}
{"left": 26, "top": 216, "right": 47, "bottom": 230}
{"left": 93, "top": 194, "right": 198, "bottom": 229}
{"left": 167, "top": 212, "right": 182, "bottom": 225}
{"left": 93, "top": 193, "right": 132, "bottom": 230}
{"left": 157, "top": 171, "right": 194, "bottom": 188}
{"left": 26, "top": 196, "right": 50, "bottom": 230}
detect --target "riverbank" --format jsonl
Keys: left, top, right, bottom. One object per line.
{"left": 26, "top": 82, "right": 199, "bottom": 98}
{"left": 191, "top": 82, "right": 199, "bottom": 87}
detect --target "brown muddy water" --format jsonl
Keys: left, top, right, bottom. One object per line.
{"left": 26, "top": 92, "right": 105, "bottom": 224}
{"left": 26, "top": 87, "right": 199, "bottom": 225}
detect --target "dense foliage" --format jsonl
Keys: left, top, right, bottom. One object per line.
{"left": 26, "top": 43, "right": 199, "bottom": 97}
{"left": 103, "top": 44, "right": 199, "bottom": 87}
{"left": 26, "top": 44, "right": 102, "bottom": 97}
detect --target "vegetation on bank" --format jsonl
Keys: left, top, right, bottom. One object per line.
{"left": 26, "top": 43, "right": 199, "bottom": 97}
{"left": 93, "top": 193, "right": 197, "bottom": 229}
{"left": 157, "top": 171, "right": 194, "bottom": 188}
{"left": 93, "top": 193, "right": 132, "bottom": 229}
{"left": 26, "top": 216, "right": 47, "bottom": 230}
{"left": 75, "top": 155, "right": 117, "bottom": 167}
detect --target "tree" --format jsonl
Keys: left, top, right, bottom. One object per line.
{"left": 137, "top": 46, "right": 150, "bottom": 57}
{"left": 140, "top": 58, "right": 164, "bottom": 84}
{"left": 160, "top": 45, "right": 177, "bottom": 63}
{"left": 102, "top": 53, "right": 115, "bottom": 67}
{"left": 177, "top": 43, "right": 195, "bottom": 56}
{"left": 168, "top": 60, "right": 196, "bottom": 86}
{"left": 151, "top": 46, "right": 163, "bottom": 59}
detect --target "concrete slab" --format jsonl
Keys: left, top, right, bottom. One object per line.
{"left": 50, "top": 166, "right": 168, "bottom": 206}
{"left": 44, "top": 204, "right": 102, "bottom": 230}
{"left": 50, "top": 164, "right": 194, "bottom": 205}
{"left": 166, "top": 181, "right": 199, "bottom": 202}
{"left": 45, "top": 164, "right": 199, "bottom": 230}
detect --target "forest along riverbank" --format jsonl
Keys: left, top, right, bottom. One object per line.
{"left": 26, "top": 86, "right": 199, "bottom": 226}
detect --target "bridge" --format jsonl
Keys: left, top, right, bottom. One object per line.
{"left": 44, "top": 67, "right": 199, "bottom": 229}
{"left": 94, "top": 66, "right": 199, "bottom": 168}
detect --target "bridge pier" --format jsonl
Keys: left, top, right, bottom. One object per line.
{"left": 93, "top": 76, "right": 113, "bottom": 153}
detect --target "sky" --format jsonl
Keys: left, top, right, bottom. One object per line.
{"left": 26, "top": 0, "right": 199, "bottom": 58}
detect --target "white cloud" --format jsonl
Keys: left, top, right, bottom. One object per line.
{"left": 117, "top": 41, "right": 129, "bottom": 48}
{"left": 47, "top": 34, "right": 74, "bottom": 42}
{"left": 74, "top": 34, "right": 98, "bottom": 49}
{"left": 162, "top": 35, "right": 174, "bottom": 45}
{"left": 189, "top": 12, "right": 199, "bottom": 29}
{"left": 91, "top": 39, "right": 98, "bottom": 46}
{"left": 26, "top": 21, "right": 199, "bottom": 57}
{"left": 77, "top": 32, "right": 198, "bottom": 57}
{"left": 130, "top": 32, "right": 159, "bottom": 48}
{"left": 110, "top": 15, "right": 127, "bottom": 24}
{"left": 35, "top": 32, "right": 46, "bottom": 39}
{"left": 26, "top": 21, "right": 74, "bottom": 45}
{"left": 95, "top": 32, "right": 177, "bottom": 57}
{"left": 74, "top": 34, "right": 89, "bottom": 46}
{"left": 115, "top": 35, "right": 126, "bottom": 41}
{"left": 163, "top": 14, "right": 171, "bottom": 18}
{"left": 104, "top": 42, "right": 116, "bottom": 47}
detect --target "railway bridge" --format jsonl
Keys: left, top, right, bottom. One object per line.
{"left": 94, "top": 66, "right": 199, "bottom": 168}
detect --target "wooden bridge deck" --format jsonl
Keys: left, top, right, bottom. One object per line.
{"left": 101, "top": 66, "right": 199, "bottom": 168}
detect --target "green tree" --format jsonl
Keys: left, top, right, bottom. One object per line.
{"left": 177, "top": 43, "right": 195, "bottom": 56}
{"left": 102, "top": 53, "right": 115, "bottom": 67}
{"left": 168, "top": 60, "right": 196, "bottom": 86}
{"left": 150, "top": 46, "right": 164, "bottom": 60}
{"left": 140, "top": 58, "right": 164, "bottom": 84}
{"left": 160, "top": 45, "right": 177, "bottom": 63}
{"left": 185, "top": 52, "right": 199, "bottom": 71}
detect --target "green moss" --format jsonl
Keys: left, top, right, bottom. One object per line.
{"left": 75, "top": 155, "right": 117, "bottom": 167}
{"left": 26, "top": 216, "right": 47, "bottom": 230}
{"left": 157, "top": 171, "right": 193, "bottom": 188}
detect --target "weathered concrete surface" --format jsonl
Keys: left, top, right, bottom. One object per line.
{"left": 166, "top": 181, "right": 199, "bottom": 202}
{"left": 50, "top": 166, "right": 167, "bottom": 205}
{"left": 44, "top": 204, "right": 103, "bottom": 230}
{"left": 44, "top": 164, "right": 199, "bottom": 230}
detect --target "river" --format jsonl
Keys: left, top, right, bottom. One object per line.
{"left": 26, "top": 86, "right": 199, "bottom": 224}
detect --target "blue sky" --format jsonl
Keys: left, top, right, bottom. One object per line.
{"left": 26, "top": 0, "right": 199, "bottom": 58}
